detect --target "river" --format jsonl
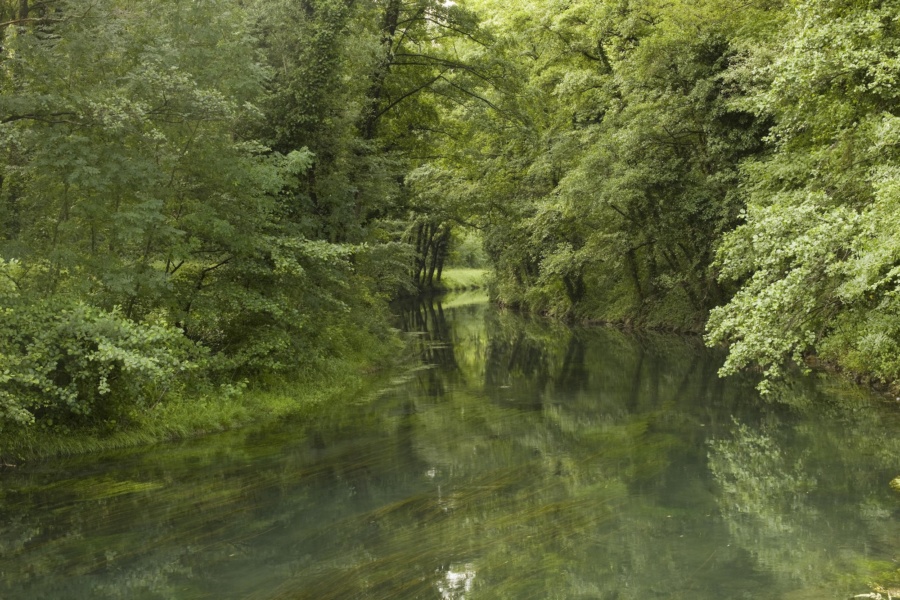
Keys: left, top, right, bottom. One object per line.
{"left": 1, "top": 292, "right": 899, "bottom": 599}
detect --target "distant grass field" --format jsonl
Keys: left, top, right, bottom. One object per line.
{"left": 435, "top": 268, "right": 489, "bottom": 291}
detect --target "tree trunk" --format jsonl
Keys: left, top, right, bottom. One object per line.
{"left": 362, "top": 0, "right": 401, "bottom": 139}
{"left": 425, "top": 233, "right": 439, "bottom": 288}
{"left": 626, "top": 248, "right": 643, "bottom": 303}
{"left": 434, "top": 225, "right": 451, "bottom": 282}
{"left": 563, "top": 272, "right": 585, "bottom": 305}
{"left": 413, "top": 222, "right": 428, "bottom": 287}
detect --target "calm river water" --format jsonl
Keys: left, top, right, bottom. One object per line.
{"left": 1, "top": 293, "right": 899, "bottom": 599}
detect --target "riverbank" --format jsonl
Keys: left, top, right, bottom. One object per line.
{"left": 432, "top": 268, "right": 489, "bottom": 292}
{"left": 499, "top": 278, "right": 900, "bottom": 398}
{"left": 1, "top": 343, "right": 406, "bottom": 465}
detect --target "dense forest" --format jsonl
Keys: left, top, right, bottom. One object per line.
{"left": 1, "top": 0, "right": 899, "bottom": 438}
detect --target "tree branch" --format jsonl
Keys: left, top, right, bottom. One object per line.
{"left": 437, "top": 75, "right": 515, "bottom": 121}
{"left": 374, "top": 71, "right": 446, "bottom": 121}
{"left": 1, "top": 112, "right": 79, "bottom": 125}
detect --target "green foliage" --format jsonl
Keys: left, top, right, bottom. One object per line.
{"left": 0, "top": 286, "right": 195, "bottom": 430}
{"left": 6, "top": 0, "right": 900, "bottom": 435}
{"left": 447, "top": 229, "right": 487, "bottom": 268}
{"left": 413, "top": 0, "right": 900, "bottom": 390}
{"left": 0, "top": 0, "right": 404, "bottom": 434}
{"left": 707, "top": 0, "right": 900, "bottom": 390}
{"left": 421, "top": 0, "right": 772, "bottom": 321}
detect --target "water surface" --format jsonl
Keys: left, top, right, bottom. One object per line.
{"left": 1, "top": 294, "right": 899, "bottom": 599}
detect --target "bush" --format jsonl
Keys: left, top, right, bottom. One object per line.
{"left": 0, "top": 294, "right": 197, "bottom": 431}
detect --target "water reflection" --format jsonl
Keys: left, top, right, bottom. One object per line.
{"left": 1, "top": 294, "right": 899, "bottom": 599}
{"left": 438, "top": 563, "right": 476, "bottom": 599}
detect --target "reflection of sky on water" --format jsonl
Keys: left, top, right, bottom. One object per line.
{"left": 438, "top": 563, "right": 476, "bottom": 599}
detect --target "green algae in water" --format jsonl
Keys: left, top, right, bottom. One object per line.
{"left": 19, "top": 477, "right": 165, "bottom": 502}
{"left": 1, "top": 294, "right": 899, "bottom": 599}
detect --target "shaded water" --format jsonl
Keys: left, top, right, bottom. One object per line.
{"left": 2, "top": 293, "right": 899, "bottom": 599}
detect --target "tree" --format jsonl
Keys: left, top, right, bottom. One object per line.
{"left": 416, "top": 0, "right": 774, "bottom": 320}
{"left": 0, "top": 0, "right": 401, "bottom": 429}
{"left": 0, "top": 0, "right": 281, "bottom": 425}
{"left": 707, "top": 0, "right": 900, "bottom": 390}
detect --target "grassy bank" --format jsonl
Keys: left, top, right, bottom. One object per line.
{"left": 434, "top": 268, "right": 489, "bottom": 292}
{"left": 1, "top": 345, "right": 404, "bottom": 465}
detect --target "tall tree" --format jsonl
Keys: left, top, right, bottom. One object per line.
{"left": 0, "top": 0, "right": 400, "bottom": 429}
{"left": 707, "top": 0, "right": 900, "bottom": 390}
